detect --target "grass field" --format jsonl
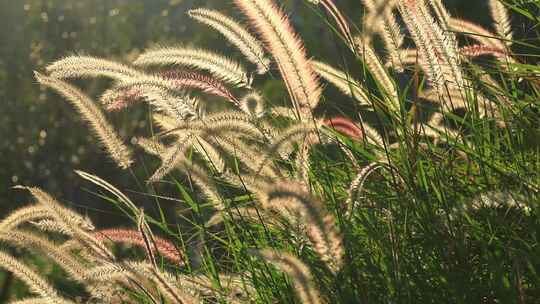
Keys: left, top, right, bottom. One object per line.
{"left": 1, "top": 0, "right": 539, "bottom": 303}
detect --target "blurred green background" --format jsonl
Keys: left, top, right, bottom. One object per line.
{"left": 0, "top": 0, "right": 535, "bottom": 228}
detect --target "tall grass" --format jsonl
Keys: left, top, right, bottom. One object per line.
{"left": 1, "top": 0, "right": 539, "bottom": 303}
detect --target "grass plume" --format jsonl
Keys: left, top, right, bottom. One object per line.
{"left": 35, "top": 72, "right": 133, "bottom": 169}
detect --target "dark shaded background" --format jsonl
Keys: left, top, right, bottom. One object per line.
{"left": 0, "top": 0, "right": 536, "bottom": 227}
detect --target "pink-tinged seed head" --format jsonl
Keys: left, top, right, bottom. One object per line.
{"left": 323, "top": 117, "right": 363, "bottom": 140}
{"left": 94, "top": 228, "right": 183, "bottom": 265}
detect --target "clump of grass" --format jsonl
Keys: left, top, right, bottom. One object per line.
{"left": 1, "top": 0, "right": 539, "bottom": 303}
